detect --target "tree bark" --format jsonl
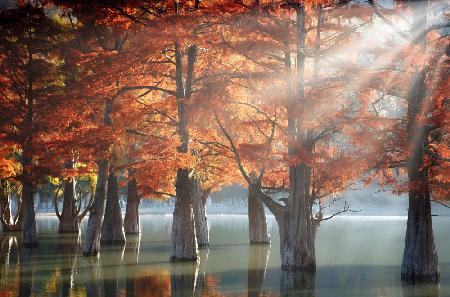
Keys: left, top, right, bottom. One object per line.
{"left": 1, "top": 199, "right": 23, "bottom": 232}
{"left": 0, "top": 180, "right": 23, "bottom": 232}
{"left": 82, "top": 160, "right": 108, "bottom": 256}
{"left": 191, "top": 179, "right": 209, "bottom": 247}
{"left": 401, "top": 0, "right": 439, "bottom": 282}
{"left": 170, "top": 43, "right": 199, "bottom": 262}
{"left": 278, "top": 165, "right": 317, "bottom": 271}
{"left": 274, "top": 3, "right": 316, "bottom": 271}
{"left": 22, "top": 154, "right": 37, "bottom": 248}
{"left": 248, "top": 184, "right": 270, "bottom": 244}
{"left": 171, "top": 169, "right": 198, "bottom": 261}
{"left": 101, "top": 171, "right": 126, "bottom": 245}
{"left": 124, "top": 172, "right": 140, "bottom": 234}
{"left": 58, "top": 168, "right": 79, "bottom": 233}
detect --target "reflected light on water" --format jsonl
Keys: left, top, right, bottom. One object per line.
{"left": 0, "top": 215, "right": 448, "bottom": 297}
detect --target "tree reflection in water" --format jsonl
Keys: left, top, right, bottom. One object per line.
{"left": 124, "top": 234, "right": 140, "bottom": 297}
{"left": 0, "top": 232, "right": 446, "bottom": 297}
{"left": 0, "top": 236, "right": 20, "bottom": 296}
{"left": 280, "top": 270, "right": 316, "bottom": 297}
{"left": 58, "top": 234, "right": 81, "bottom": 296}
{"left": 101, "top": 245, "right": 125, "bottom": 297}
{"left": 248, "top": 244, "right": 270, "bottom": 297}
{"left": 194, "top": 248, "right": 209, "bottom": 297}
{"left": 402, "top": 280, "right": 440, "bottom": 297}
{"left": 18, "top": 241, "right": 36, "bottom": 297}
{"left": 81, "top": 253, "right": 103, "bottom": 297}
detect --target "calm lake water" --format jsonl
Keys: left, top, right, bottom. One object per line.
{"left": 0, "top": 214, "right": 449, "bottom": 296}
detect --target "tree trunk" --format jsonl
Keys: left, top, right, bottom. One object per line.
{"left": 171, "top": 168, "right": 198, "bottom": 261}
{"left": 82, "top": 160, "right": 108, "bottom": 256}
{"left": 401, "top": 0, "right": 439, "bottom": 282}
{"left": 58, "top": 175, "right": 79, "bottom": 233}
{"left": 170, "top": 43, "right": 199, "bottom": 262}
{"left": 278, "top": 165, "right": 317, "bottom": 271}
{"left": 1, "top": 197, "right": 23, "bottom": 232}
{"left": 191, "top": 179, "right": 209, "bottom": 247}
{"left": 22, "top": 154, "right": 37, "bottom": 248}
{"left": 276, "top": 4, "right": 316, "bottom": 271}
{"left": 101, "top": 171, "right": 126, "bottom": 246}
{"left": 248, "top": 184, "right": 270, "bottom": 244}
{"left": 0, "top": 181, "right": 23, "bottom": 232}
{"left": 124, "top": 173, "right": 140, "bottom": 234}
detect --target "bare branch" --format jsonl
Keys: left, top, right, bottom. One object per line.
{"left": 431, "top": 199, "right": 450, "bottom": 208}
{"left": 119, "top": 85, "right": 176, "bottom": 96}
{"left": 215, "top": 113, "right": 252, "bottom": 185}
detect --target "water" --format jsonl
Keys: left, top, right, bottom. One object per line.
{"left": 0, "top": 215, "right": 449, "bottom": 296}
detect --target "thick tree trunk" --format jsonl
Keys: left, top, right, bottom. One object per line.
{"left": 170, "top": 42, "right": 198, "bottom": 262}
{"left": 58, "top": 177, "right": 79, "bottom": 233}
{"left": 191, "top": 179, "right": 209, "bottom": 247}
{"left": 101, "top": 171, "right": 126, "bottom": 245}
{"left": 124, "top": 173, "right": 140, "bottom": 234}
{"left": 171, "top": 168, "right": 198, "bottom": 261}
{"left": 248, "top": 244, "right": 270, "bottom": 297}
{"left": 275, "top": 3, "right": 316, "bottom": 271}
{"left": 401, "top": 1, "right": 439, "bottom": 282}
{"left": 278, "top": 166, "right": 317, "bottom": 271}
{"left": 82, "top": 160, "right": 108, "bottom": 256}
{"left": 0, "top": 181, "right": 23, "bottom": 232}
{"left": 1, "top": 199, "right": 23, "bottom": 232}
{"left": 22, "top": 155, "right": 37, "bottom": 248}
{"left": 402, "top": 189, "right": 439, "bottom": 281}
{"left": 248, "top": 184, "right": 270, "bottom": 244}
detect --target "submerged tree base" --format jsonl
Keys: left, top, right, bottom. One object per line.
{"left": 198, "top": 243, "right": 209, "bottom": 248}
{"left": 100, "top": 239, "right": 126, "bottom": 246}
{"left": 170, "top": 256, "right": 199, "bottom": 262}
{"left": 281, "top": 264, "right": 316, "bottom": 273}
{"left": 22, "top": 242, "right": 39, "bottom": 249}
{"left": 250, "top": 240, "right": 270, "bottom": 245}
{"left": 401, "top": 274, "right": 440, "bottom": 283}
{"left": 82, "top": 250, "right": 99, "bottom": 257}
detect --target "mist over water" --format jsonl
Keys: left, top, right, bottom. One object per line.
{"left": 1, "top": 214, "right": 449, "bottom": 296}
